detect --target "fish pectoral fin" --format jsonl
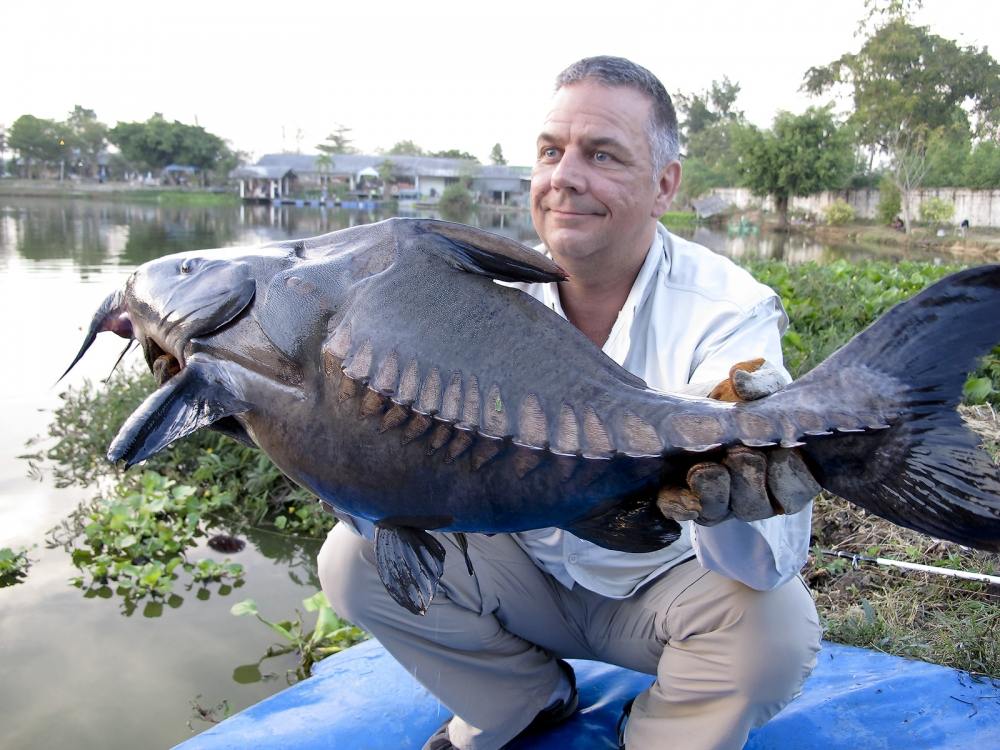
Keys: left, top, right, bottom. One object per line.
{"left": 563, "top": 493, "right": 683, "bottom": 553}
{"left": 416, "top": 220, "right": 568, "bottom": 284}
{"left": 108, "top": 359, "right": 251, "bottom": 467}
{"left": 374, "top": 525, "right": 447, "bottom": 616}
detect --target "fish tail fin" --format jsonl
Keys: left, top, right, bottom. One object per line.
{"left": 786, "top": 264, "right": 1000, "bottom": 550}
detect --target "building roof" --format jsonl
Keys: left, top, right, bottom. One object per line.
{"left": 254, "top": 153, "right": 513, "bottom": 179}
{"left": 231, "top": 164, "right": 296, "bottom": 180}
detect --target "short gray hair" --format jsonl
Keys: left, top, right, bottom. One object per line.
{"left": 554, "top": 56, "right": 680, "bottom": 176}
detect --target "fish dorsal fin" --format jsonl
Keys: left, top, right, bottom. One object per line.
{"left": 412, "top": 219, "right": 568, "bottom": 284}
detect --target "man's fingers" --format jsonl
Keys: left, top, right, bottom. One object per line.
{"left": 766, "top": 448, "right": 821, "bottom": 515}
{"left": 656, "top": 486, "right": 701, "bottom": 522}
{"left": 731, "top": 361, "right": 786, "bottom": 401}
{"left": 722, "top": 446, "right": 774, "bottom": 521}
{"left": 687, "top": 462, "right": 730, "bottom": 523}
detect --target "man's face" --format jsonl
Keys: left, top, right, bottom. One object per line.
{"left": 530, "top": 80, "right": 678, "bottom": 267}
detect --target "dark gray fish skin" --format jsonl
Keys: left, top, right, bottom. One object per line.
{"left": 65, "top": 218, "right": 1000, "bottom": 614}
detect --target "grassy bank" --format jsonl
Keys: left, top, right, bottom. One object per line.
{"left": 35, "top": 258, "right": 1000, "bottom": 675}
{"left": 0, "top": 179, "right": 239, "bottom": 206}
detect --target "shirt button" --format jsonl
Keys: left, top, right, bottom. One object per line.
{"left": 567, "top": 554, "right": 579, "bottom": 564}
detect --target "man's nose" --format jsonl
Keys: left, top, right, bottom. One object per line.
{"left": 550, "top": 150, "right": 586, "bottom": 192}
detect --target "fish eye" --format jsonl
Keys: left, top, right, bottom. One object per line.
{"left": 180, "top": 258, "right": 198, "bottom": 274}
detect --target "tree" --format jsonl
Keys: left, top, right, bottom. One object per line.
{"left": 430, "top": 148, "right": 479, "bottom": 162}
{"left": 386, "top": 140, "right": 425, "bottom": 156}
{"left": 9, "top": 114, "right": 65, "bottom": 177}
{"left": 674, "top": 79, "right": 747, "bottom": 202}
{"left": 376, "top": 159, "right": 395, "bottom": 197}
{"left": 676, "top": 77, "right": 743, "bottom": 144}
{"left": 109, "top": 114, "right": 228, "bottom": 181}
{"left": 735, "top": 107, "right": 855, "bottom": 228}
{"left": 317, "top": 124, "right": 356, "bottom": 155}
{"left": 65, "top": 105, "right": 108, "bottom": 178}
{"left": 803, "top": 5, "right": 1000, "bottom": 231}
{"left": 489, "top": 143, "right": 506, "bottom": 165}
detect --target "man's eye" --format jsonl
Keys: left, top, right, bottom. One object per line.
{"left": 594, "top": 151, "right": 611, "bottom": 163}
{"left": 541, "top": 147, "right": 559, "bottom": 159}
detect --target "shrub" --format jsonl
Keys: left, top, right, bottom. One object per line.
{"left": 823, "top": 199, "right": 855, "bottom": 226}
{"left": 438, "top": 182, "right": 474, "bottom": 221}
{"left": 876, "top": 175, "right": 901, "bottom": 225}
{"left": 919, "top": 196, "right": 955, "bottom": 225}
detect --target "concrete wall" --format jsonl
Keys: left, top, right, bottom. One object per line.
{"left": 707, "top": 187, "right": 1000, "bottom": 227}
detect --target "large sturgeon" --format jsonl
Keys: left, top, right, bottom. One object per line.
{"left": 65, "top": 218, "right": 1000, "bottom": 614}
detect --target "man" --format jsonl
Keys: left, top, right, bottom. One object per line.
{"left": 320, "top": 56, "right": 822, "bottom": 750}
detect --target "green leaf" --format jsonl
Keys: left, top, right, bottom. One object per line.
{"left": 274, "top": 515, "right": 288, "bottom": 530}
{"left": 302, "top": 591, "right": 330, "bottom": 612}
{"left": 230, "top": 599, "right": 259, "bottom": 617}
{"left": 963, "top": 377, "right": 994, "bottom": 404}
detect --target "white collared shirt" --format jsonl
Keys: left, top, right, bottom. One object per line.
{"left": 510, "top": 224, "right": 813, "bottom": 596}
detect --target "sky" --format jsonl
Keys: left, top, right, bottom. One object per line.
{"left": 4, "top": 0, "right": 999, "bottom": 167}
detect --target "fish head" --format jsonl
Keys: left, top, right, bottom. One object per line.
{"left": 126, "top": 249, "right": 257, "bottom": 381}
{"left": 62, "top": 246, "right": 289, "bottom": 386}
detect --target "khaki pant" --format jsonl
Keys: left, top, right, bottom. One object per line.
{"left": 318, "top": 523, "right": 821, "bottom": 750}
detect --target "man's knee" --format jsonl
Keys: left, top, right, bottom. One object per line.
{"left": 318, "top": 523, "right": 378, "bottom": 626}
{"left": 728, "top": 579, "right": 821, "bottom": 710}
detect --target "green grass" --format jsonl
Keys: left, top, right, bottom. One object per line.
{"left": 659, "top": 211, "right": 698, "bottom": 232}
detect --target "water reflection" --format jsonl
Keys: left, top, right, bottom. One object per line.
{"left": 1, "top": 197, "right": 543, "bottom": 273}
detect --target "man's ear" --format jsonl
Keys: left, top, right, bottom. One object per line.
{"left": 651, "top": 160, "right": 682, "bottom": 217}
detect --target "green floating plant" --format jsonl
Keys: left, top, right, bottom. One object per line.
{"left": 231, "top": 591, "right": 368, "bottom": 684}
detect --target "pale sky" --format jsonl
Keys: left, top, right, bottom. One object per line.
{"left": 4, "top": 0, "right": 999, "bottom": 167}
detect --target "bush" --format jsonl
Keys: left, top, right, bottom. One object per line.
{"left": 438, "top": 182, "right": 474, "bottom": 221}
{"left": 823, "top": 199, "right": 855, "bottom": 226}
{"left": 876, "top": 175, "right": 901, "bottom": 225}
{"left": 919, "top": 196, "right": 955, "bottom": 225}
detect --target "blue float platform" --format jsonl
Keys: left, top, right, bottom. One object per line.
{"left": 177, "top": 639, "right": 1000, "bottom": 749}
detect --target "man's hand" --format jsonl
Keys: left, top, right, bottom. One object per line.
{"left": 657, "top": 359, "right": 820, "bottom": 525}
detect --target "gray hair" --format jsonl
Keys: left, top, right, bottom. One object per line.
{"left": 554, "top": 56, "right": 680, "bottom": 176}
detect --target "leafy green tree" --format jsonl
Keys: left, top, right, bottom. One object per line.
{"left": 109, "top": 114, "right": 227, "bottom": 180}
{"left": 489, "top": 143, "right": 506, "bottom": 165}
{"left": 317, "top": 124, "right": 356, "bottom": 155}
{"left": 876, "top": 174, "right": 902, "bottom": 225}
{"left": 9, "top": 114, "right": 66, "bottom": 177}
{"left": 676, "top": 77, "right": 743, "bottom": 144}
{"left": 376, "top": 159, "right": 395, "bottom": 197}
{"left": 386, "top": 140, "right": 425, "bottom": 156}
{"left": 803, "top": 5, "right": 1000, "bottom": 231}
{"left": 735, "top": 107, "right": 855, "bottom": 228}
{"left": 675, "top": 78, "right": 747, "bottom": 202}
{"left": 922, "top": 129, "right": 971, "bottom": 188}
{"left": 430, "top": 149, "right": 479, "bottom": 162}
{"left": 963, "top": 142, "right": 1000, "bottom": 189}
{"left": 65, "top": 105, "right": 108, "bottom": 178}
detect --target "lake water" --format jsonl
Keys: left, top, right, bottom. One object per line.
{"left": 0, "top": 196, "right": 968, "bottom": 749}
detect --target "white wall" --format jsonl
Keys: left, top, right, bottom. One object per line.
{"left": 707, "top": 187, "right": 1000, "bottom": 227}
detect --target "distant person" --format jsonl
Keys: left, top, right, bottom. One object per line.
{"left": 961, "top": 218, "right": 970, "bottom": 237}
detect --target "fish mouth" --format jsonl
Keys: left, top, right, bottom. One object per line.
{"left": 145, "top": 338, "right": 183, "bottom": 386}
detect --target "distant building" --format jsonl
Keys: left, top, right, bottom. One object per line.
{"left": 231, "top": 164, "right": 297, "bottom": 201}
{"left": 232, "top": 153, "right": 530, "bottom": 205}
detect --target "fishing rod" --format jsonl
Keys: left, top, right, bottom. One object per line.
{"left": 817, "top": 549, "right": 1000, "bottom": 586}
